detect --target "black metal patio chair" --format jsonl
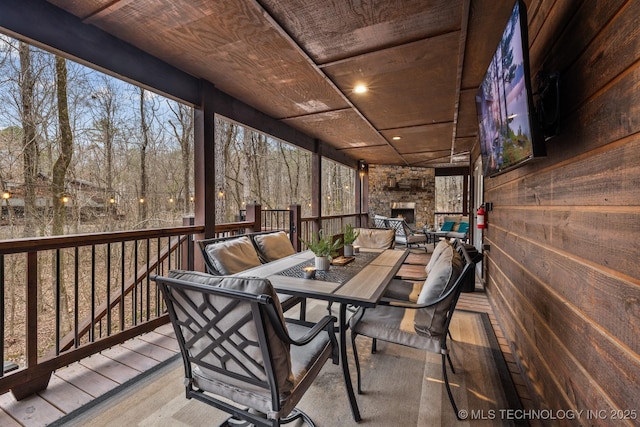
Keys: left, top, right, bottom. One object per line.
{"left": 349, "top": 240, "right": 474, "bottom": 419}
{"left": 155, "top": 272, "right": 339, "bottom": 427}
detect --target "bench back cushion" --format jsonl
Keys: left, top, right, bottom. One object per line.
{"left": 252, "top": 231, "right": 296, "bottom": 263}
{"left": 353, "top": 228, "right": 395, "bottom": 249}
{"left": 204, "top": 236, "right": 262, "bottom": 275}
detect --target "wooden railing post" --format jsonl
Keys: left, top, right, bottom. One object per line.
{"left": 246, "top": 204, "right": 262, "bottom": 232}
{"left": 12, "top": 252, "right": 52, "bottom": 400}
{"left": 289, "top": 204, "right": 301, "bottom": 251}
{"left": 182, "top": 216, "right": 195, "bottom": 270}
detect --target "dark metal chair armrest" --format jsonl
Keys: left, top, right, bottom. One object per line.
{"left": 284, "top": 315, "right": 337, "bottom": 346}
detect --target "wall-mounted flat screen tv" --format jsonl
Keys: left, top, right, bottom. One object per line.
{"left": 476, "top": 0, "right": 545, "bottom": 177}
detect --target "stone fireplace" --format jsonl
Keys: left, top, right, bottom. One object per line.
{"left": 390, "top": 202, "right": 416, "bottom": 225}
{"left": 367, "top": 165, "right": 435, "bottom": 229}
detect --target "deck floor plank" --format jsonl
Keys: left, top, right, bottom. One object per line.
{"left": 79, "top": 352, "right": 141, "bottom": 385}
{"left": 53, "top": 362, "right": 119, "bottom": 398}
{"left": 137, "top": 330, "right": 180, "bottom": 353}
{"left": 38, "top": 374, "right": 93, "bottom": 414}
{"left": 100, "top": 344, "right": 161, "bottom": 372}
{"left": 0, "top": 390, "right": 64, "bottom": 427}
{"left": 120, "top": 335, "right": 176, "bottom": 362}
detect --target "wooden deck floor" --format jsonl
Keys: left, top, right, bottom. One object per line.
{"left": 0, "top": 249, "right": 534, "bottom": 427}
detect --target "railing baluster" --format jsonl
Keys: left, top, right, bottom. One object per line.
{"left": 26, "top": 252, "right": 38, "bottom": 368}
{"left": 55, "top": 249, "right": 61, "bottom": 355}
{"left": 91, "top": 245, "right": 96, "bottom": 342}
{"left": 133, "top": 240, "right": 138, "bottom": 326}
{"left": 146, "top": 238, "right": 151, "bottom": 321}
{"left": 120, "top": 241, "right": 125, "bottom": 332}
{"left": 106, "top": 243, "right": 111, "bottom": 336}
{"left": 156, "top": 237, "right": 161, "bottom": 314}
{"left": 0, "top": 254, "right": 4, "bottom": 377}
{"left": 74, "top": 247, "right": 79, "bottom": 348}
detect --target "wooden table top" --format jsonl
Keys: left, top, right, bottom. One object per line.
{"left": 236, "top": 248, "right": 408, "bottom": 307}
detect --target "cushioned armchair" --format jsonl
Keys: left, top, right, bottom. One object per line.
{"left": 155, "top": 271, "right": 339, "bottom": 427}
{"left": 349, "top": 240, "right": 474, "bottom": 419}
{"left": 385, "top": 218, "right": 428, "bottom": 251}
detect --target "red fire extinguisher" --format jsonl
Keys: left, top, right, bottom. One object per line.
{"left": 477, "top": 205, "right": 486, "bottom": 229}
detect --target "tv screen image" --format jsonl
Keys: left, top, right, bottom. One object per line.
{"left": 476, "top": 0, "right": 544, "bottom": 176}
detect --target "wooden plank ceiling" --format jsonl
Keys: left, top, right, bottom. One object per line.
{"left": 46, "top": 0, "right": 516, "bottom": 168}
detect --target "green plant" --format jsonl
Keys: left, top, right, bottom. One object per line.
{"left": 300, "top": 230, "right": 342, "bottom": 257}
{"left": 343, "top": 224, "right": 360, "bottom": 246}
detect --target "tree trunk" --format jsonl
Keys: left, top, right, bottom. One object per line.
{"left": 52, "top": 56, "right": 73, "bottom": 236}
{"left": 138, "top": 88, "right": 149, "bottom": 225}
{"left": 52, "top": 55, "right": 74, "bottom": 331}
{"left": 19, "top": 41, "right": 38, "bottom": 238}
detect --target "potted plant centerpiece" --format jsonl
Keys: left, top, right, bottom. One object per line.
{"left": 300, "top": 230, "right": 342, "bottom": 271}
{"left": 342, "top": 224, "right": 360, "bottom": 257}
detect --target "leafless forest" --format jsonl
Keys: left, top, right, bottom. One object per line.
{"left": 0, "top": 35, "right": 355, "bottom": 363}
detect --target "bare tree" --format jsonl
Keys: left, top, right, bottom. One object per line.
{"left": 18, "top": 41, "right": 38, "bottom": 237}
{"left": 138, "top": 88, "right": 150, "bottom": 224}
{"left": 51, "top": 55, "right": 73, "bottom": 329}
{"left": 51, "top": 56, "right": 73, "bottom": 235}
{"left": 168, "top": 102, "right": 193, "bottom": 214}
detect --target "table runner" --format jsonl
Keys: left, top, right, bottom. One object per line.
{"left": 276, "top": 251, "right": 380, "bottom": 284}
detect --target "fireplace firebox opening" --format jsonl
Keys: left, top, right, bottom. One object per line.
{"left": 390, "top": 202, "right": 416, "bottom": 225}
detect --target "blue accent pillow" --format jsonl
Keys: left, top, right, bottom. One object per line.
{"left": 457, "top": 222, "right": 469, "bottom": 233}
{"left": 440, "top": 221, "right": 455, "bottom": 232}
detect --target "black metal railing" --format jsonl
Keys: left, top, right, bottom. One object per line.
{"left": 0, "top": 207, "right": 368, "bottom": 399}
{"left": 0, "top": 226, "right": 201, "bottom": 398}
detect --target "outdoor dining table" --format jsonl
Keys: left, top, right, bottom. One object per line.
{"left": 234, "top": 247, "right": 408, "bottom": 422}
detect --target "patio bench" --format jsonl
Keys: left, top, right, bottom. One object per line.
{"left": 197, "top": 231, "right": 304, "bottom": 315}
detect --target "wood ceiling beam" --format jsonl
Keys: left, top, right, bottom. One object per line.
{"left": 253, "top": 0, "right": 408, "bottom": 166}
{"left": 0, "top": 0, "right": 200, "bottom": 106}
{"left": 450, "top": 0, "right": 472, "bottom": 164}
{"left": 82, "top": 0, "right": 136, "bottom": 23}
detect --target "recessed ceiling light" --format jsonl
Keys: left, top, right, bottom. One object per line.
{"left": 354, "top": 84, "right": 367, "bottom": 94}
{"left": 392, "top": 136, "right": 401, "bottom": 140}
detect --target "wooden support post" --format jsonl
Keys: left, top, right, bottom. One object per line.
{"left": 246, "top": 204, "right": 262, "bottom": 232}
{"left": 311, "top": 141, "right": 322, "bottom": 235}
{"left": 290, "top": 204, "right": 302, "bottom": 251}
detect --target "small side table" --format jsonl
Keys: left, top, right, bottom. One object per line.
{"left": 423, "top": 228, "right": 449, "bottom": 248}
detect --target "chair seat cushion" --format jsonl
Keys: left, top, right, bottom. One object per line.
{"left": 253, "top": 231, "right": 296, "bottom": 262}
{"left": 353, "top": 228, "right": 395, "bottom": 249}
{"left": 350, "top": 305, "right": 442, "bottom": 354}
{"left": 205, "top": 236, "right": 262, "bottom": 275}
{"left": 406, "top": 233, "right": 427, "bottom": 244}
{"left": 191, "top": 318, "right": 332, "bottom": 417}
{"left": 383, "top": 279, "right": 422, "bottom": 302}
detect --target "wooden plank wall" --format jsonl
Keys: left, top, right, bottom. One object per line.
{"left": 482, "top": 0, "right": 640, "bottom": 420}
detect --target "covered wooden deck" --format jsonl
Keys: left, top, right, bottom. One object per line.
{"left": 0, "top": 250, "right": 534, "bottom": 426}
